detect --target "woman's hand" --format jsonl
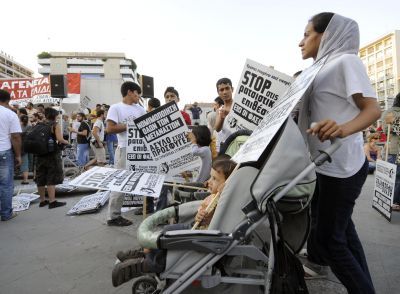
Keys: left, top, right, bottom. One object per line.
{"left": 307, "top": 119, "right": 346, "bottom": 142}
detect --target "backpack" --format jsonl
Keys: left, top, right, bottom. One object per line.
{"left": 23, "top": 122, "right": 56, "bottom": 155}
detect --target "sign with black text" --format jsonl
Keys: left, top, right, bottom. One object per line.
{"left": 373, "top": 160, "right": 396, "bottom": 221}
{"left": 69, "top": 166, "right": 165, "bottom": 197}
{"left": 232, "top": 55, "right": 328, "bottom": 163}
{"left": 134, "top": 101, "right": 201, "bottom": 175}
{"left": 226, "top": 59, "right": 293, "bottom": 132}
{"left": 67, "top": 191, "right": 110, "bottom": 215}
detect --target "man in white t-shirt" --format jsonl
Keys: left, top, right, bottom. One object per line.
{"left": 214, "top": 78, "right": 234, "bottom": 152}
{"left": 0, "top": 90, "right": 22, "bottom": 221}
{"left": 106, "top": 81, "right": 146, "bottom": 226}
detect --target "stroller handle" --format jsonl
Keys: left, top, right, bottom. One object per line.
{"left": 310, "top": 122, "right": 342, "bottom": 166}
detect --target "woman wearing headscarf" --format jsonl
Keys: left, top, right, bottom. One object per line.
{"left": 298, "top": 13, "right": 380, "bottom": 293}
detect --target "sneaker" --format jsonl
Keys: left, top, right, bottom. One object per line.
{"left": 112, "top": 258, "right": 144, "bottom": 287}
{"left": 116, "top": 248, "right": 145, "bottom": 262}
{"left": 39, "top": 200, "right": 49, "bottom": 207}
{"left": 107, "top": 216, "right": 133, "bottom": 226}
{"left": 48, "top": 201, "right": 66, "bottom": 209}
{"left": 1, "top": 212, "right": 18, "bottom": 221}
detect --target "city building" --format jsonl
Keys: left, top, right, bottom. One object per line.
{"left": 38, "top": 51, "right": 137, "bottom": 82}
{"left": 0, "top": 51, "right": 34, "bottom": 79}
{"left": 359, "top": 30, "right": 400, "bottom": 110}
{"left": 38, "top": 52, "right": 139, "bottom": 106}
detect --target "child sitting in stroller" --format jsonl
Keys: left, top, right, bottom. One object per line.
{"left": 112, "top": 158, "right": 237, "bottom": 287}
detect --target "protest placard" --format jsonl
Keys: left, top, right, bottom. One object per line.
{"left": 126, "top": 122, "right": 159, "bottom": 174}
{"left": 122, "top": 194, "right": 143, "bottom": 207}
{"left": 16, "top": 193, "right": 40, "bottom": 202}
{"left": 226, "top": 59, "right": 293, "bottom": 132}
{"left": 373, "top": 160, "right": 396, "bottom": 221}
{"left": 12, "top": 197, "right": 31, "bottom": 211}
{"left": 69, "top": 166, "right": 165, "bottom": 197}
{"left": 232, "top": 55, "right": 328, "bottom": 164}
{"left": 67, "top": 191, "right": 110, "bottom": 215}
{"left": 134, "top": 101, "right": 201, "bottom": 175}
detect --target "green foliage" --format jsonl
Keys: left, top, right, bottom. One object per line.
{"left": 37, "top": 51, "right": 52, "bottom": 59}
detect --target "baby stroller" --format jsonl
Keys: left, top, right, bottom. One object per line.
{"left": 128, "top": 117, "right": 340, "bottom": 293}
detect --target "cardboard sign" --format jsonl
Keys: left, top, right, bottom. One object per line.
{"left": 232, "top": 55, "right": 328, "bottom": 164}
{"left": 69, "top": 166, "right": 165, "bottom": 197}
{"left": 67, "top": 191, "right": 110, "bottom": 215}
{"left": 226, "top": 59, "right": 293, "bottom": 132}
{"left": 373, "top": 160, "right": 396, "bottom": 221}
{"left": 134, "top": 101, "right": 201, "bottom": 175}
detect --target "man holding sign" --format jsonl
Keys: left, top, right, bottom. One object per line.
{"left": 106, "top": 82, "right": 146, "bottom": 226}
{"left": 214, "top": 78, "right": 234, "bottom": 152}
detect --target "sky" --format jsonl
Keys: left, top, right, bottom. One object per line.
{"left": 2, "top": 0, "right": 399, "bottom": 108}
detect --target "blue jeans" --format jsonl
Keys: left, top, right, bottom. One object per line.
{"left": 107, "top": 140, "right": 115, "bottom": 165}
{"left": 0, "top": 149, "right": 14, "bottom": 220}
{"left": 387, "top": 155, "right": 400, "bottom": 204}
{"left": 309, "top": 159, "right": 375, "bottom": 294}
{"left": 77, "top": 143, "right": 89, "bottom": 166}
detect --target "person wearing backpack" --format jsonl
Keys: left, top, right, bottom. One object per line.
{"left": 35, "top": 107, "right": 69, "bottom": 209}
{"left": 69, "top": 112, "right": 91, "bottom": 167}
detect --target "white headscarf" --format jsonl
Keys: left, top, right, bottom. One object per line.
{"left": 298, "top": 13, "right": 360, "bottom": 138}
{"left": 315, "top": 13, "right": 360, "bottom": 62}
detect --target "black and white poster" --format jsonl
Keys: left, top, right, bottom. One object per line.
{"left": 134, "top": 101, "right": 201, "bottom": 176}
{"left": 126, "top": 122, "right": 160, "bottom": 174}
{"left": 67, "top": 191, "right": 110, "bottom": 215}
{"left": 232, "top": 55, "right": 328, "bottom": 163}
{"left": 12, "top": 193, "right": 40, "bottom": 212}
{"left": 373, "top": 160, "right": 396, "bottom": 221}
{"left": 226, "top": 59, "right": 293, "bottom": 132}
{"left": 69, "top": 166, "right": 165, "bottom": 197}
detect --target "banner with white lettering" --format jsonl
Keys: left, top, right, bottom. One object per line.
{"left": 373, "top": 160, "right": 396, "bottom": 221}
{"left": 69, "top": 166, "right": 165, "bottom": 197}
{"left": 232, "top": 55, "right": 328, "bottom": 163}
{"left": 226, "top": 59, "right": 293, "bottom": 132}
{"left": 67, "top": 191, "right": 110, "bottom": 215}
{"left": 134, "top": 101, "right": 200, "bottom": 175}
{"left": 0, "top": 73, "right": 81, "bottom": 105}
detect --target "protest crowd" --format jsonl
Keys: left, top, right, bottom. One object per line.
{"left": 1, "top": 11, "right": 399, "bottom": 294}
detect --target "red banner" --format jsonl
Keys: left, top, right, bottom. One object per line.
{"left": 0, "top": 73, "right": 80, "bottom": 103}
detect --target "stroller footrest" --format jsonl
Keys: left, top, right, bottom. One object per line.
{"left": 159, "top": 230, "right": 232, "bottom": 254}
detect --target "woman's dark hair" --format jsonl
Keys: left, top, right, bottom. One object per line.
{"left": 18, "top": 107, "right": 28, "bottom": 116}
{"left": 164, "top": 86, "right": 179, "bottom": 98}
{"left": 44, "top": 107, "right": 59, "bottom": 121}
{"left": 77, "top": 112, "right": 86, "bottom": 119}
{"left": 212, "top": 158, "right": 237, "bottom": 180}
{"left": 20, "top": 114, "right": 29, "bottom": 126}
{"left": 192, "top": 125, "right": 211, "bottom": 147}
{"left": 310, "top": 12, "right": 334, "bottom": 33}
{"left": 148, "top": 97, "right": 161, "bottom": 109}
{"left": 393, "top": 92, "right": 400, "bottom": 107}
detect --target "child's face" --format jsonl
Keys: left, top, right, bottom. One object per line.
{"left": 208, "top": 168, "right": 226, "bottom": 194}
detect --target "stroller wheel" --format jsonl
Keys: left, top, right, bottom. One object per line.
{"left": 132, "top": 276, "right": 158, "bottom": 294}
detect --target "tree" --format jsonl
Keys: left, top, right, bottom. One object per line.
{"left": 37, "top": 51, "right": 52, "bottom": 59}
